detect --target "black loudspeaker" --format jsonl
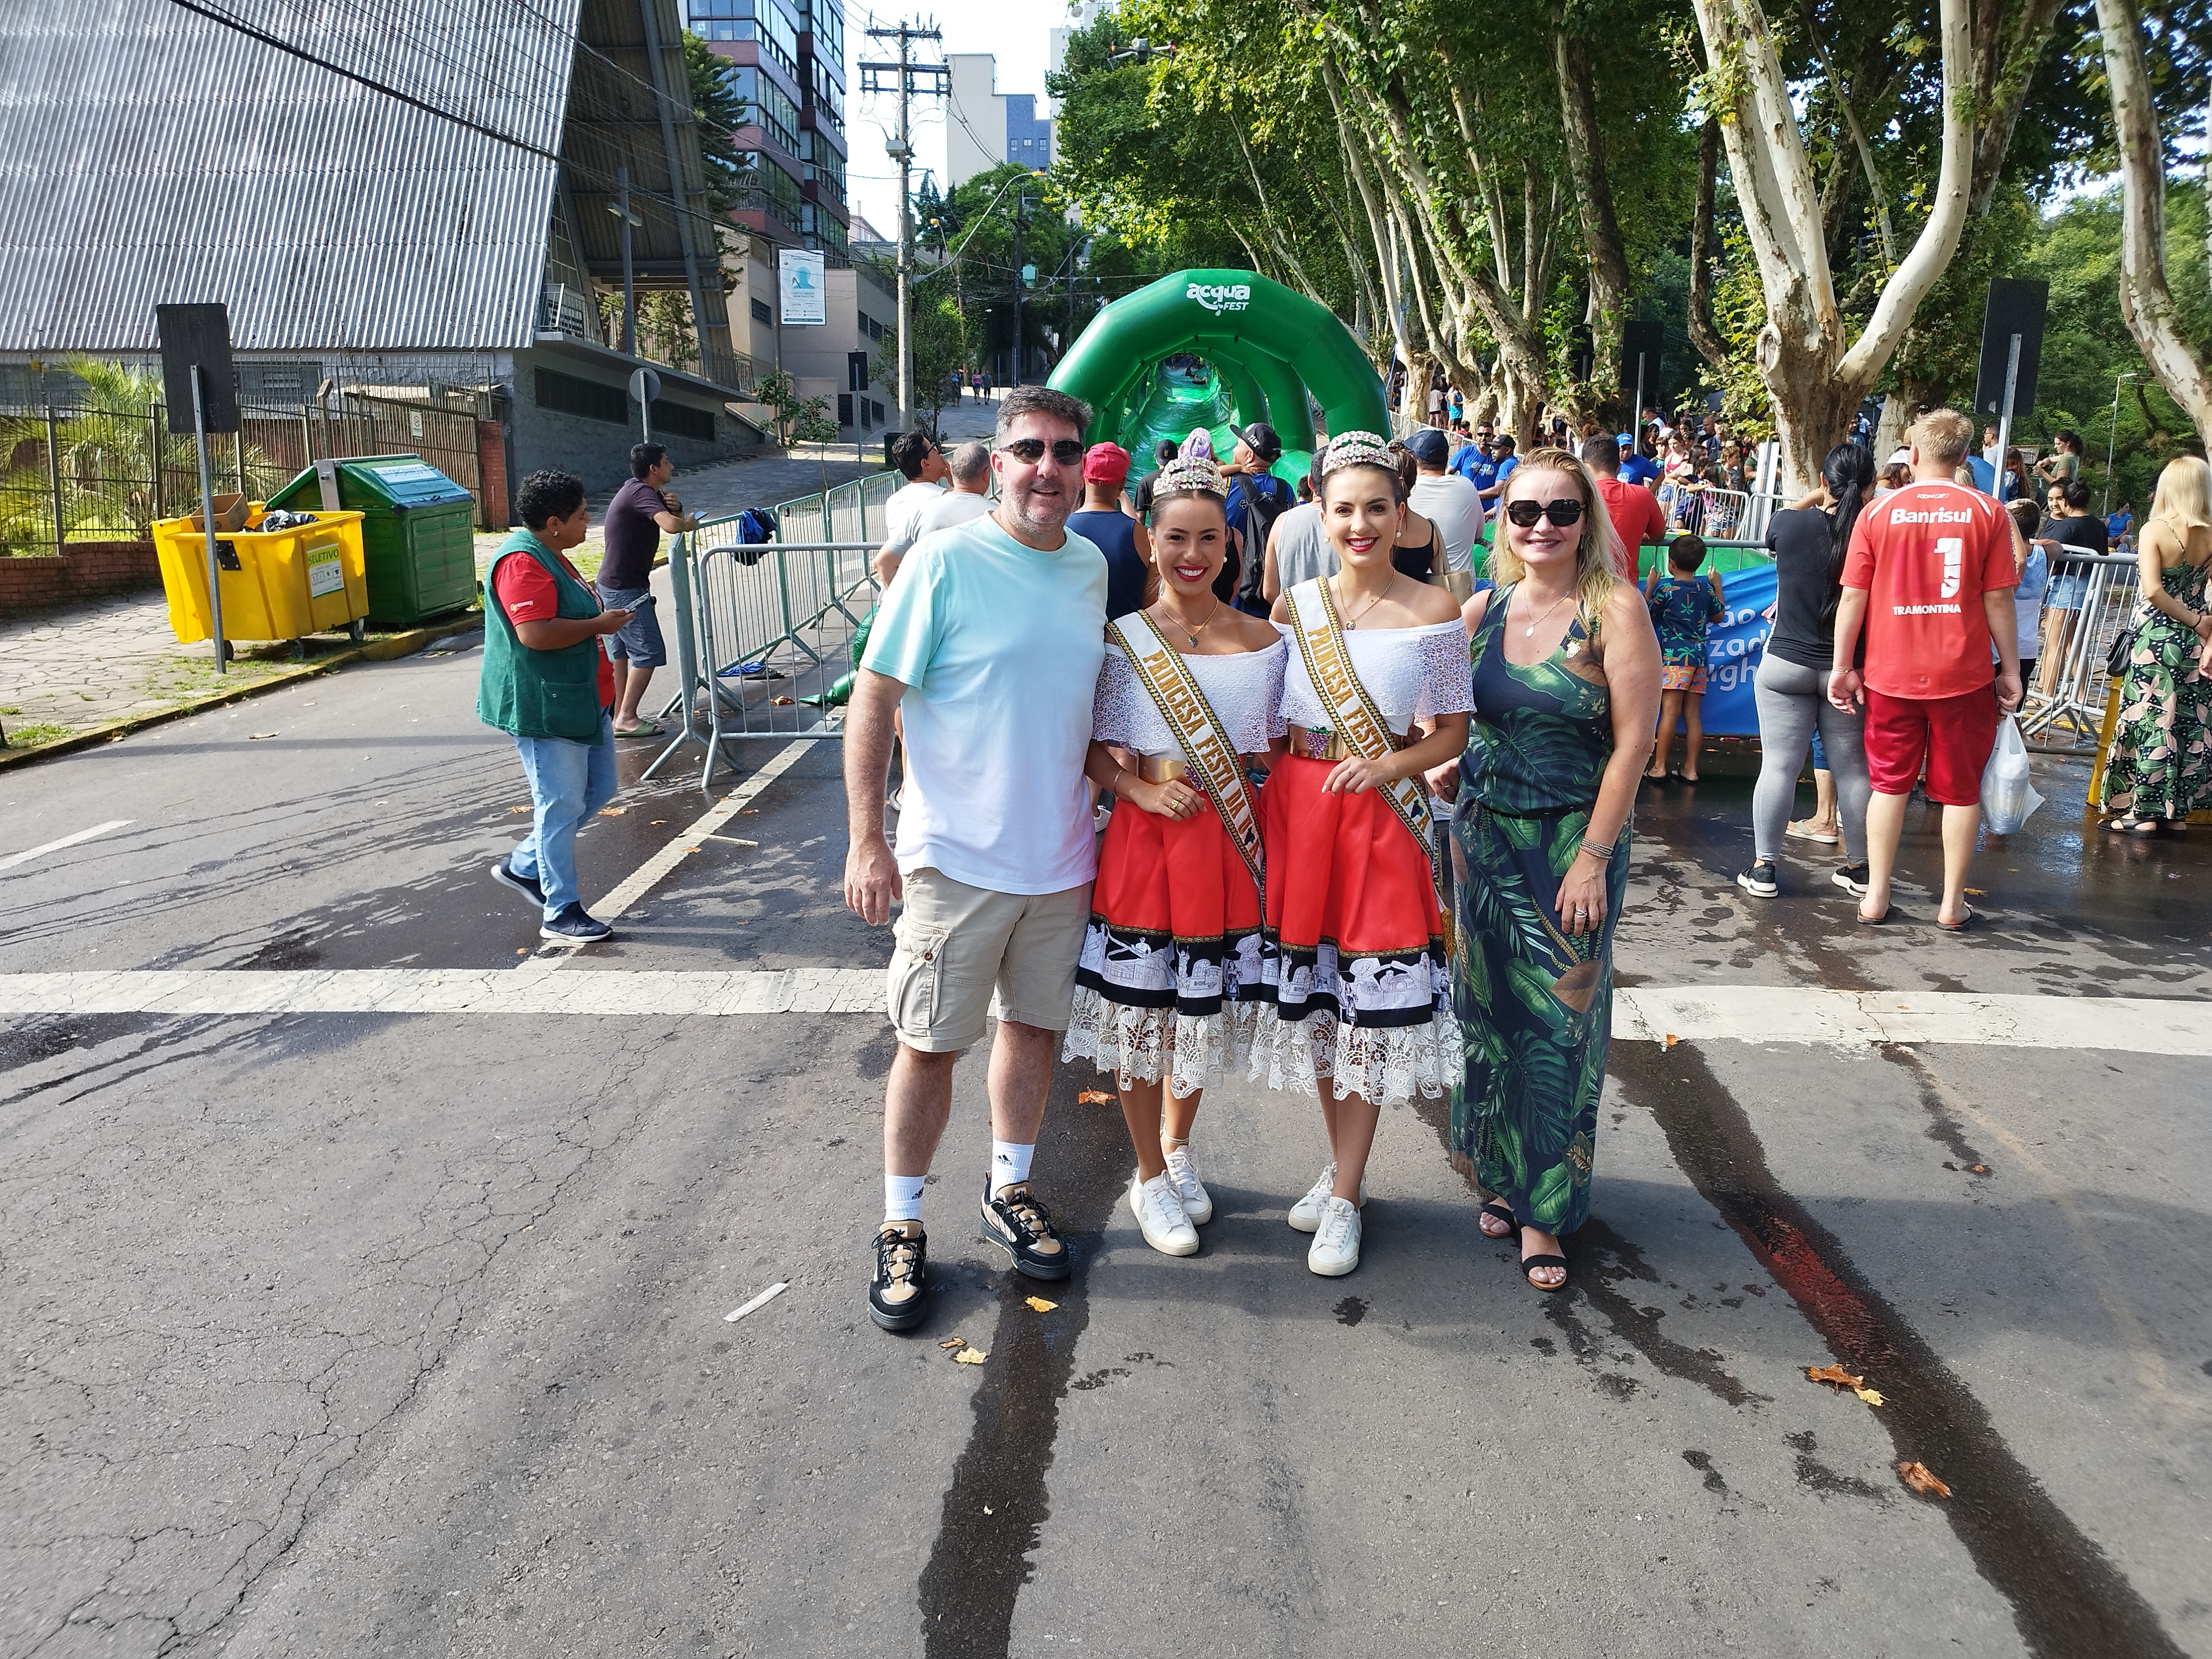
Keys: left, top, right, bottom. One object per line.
{"left": 1620, "top": 320, "right": 1663, "bottom": 404}
{"left": 1973, "top": 279, "right": 2048, "bottom": 422}
{"left": 848, "top": 349, "right": 872, "bottom": 392}
{"left": 1571, "top": 325, "right": 1595, "bottom": 384}
{"left": 156, "top": 304, "right": 238, "bottom": 434}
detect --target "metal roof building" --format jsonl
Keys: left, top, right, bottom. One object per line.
{"left": 0, "top": 0, "right": 761, "bottom": 492}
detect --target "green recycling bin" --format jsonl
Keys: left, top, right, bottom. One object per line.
{"left": 267, "top": 455, "right": 478, "bottom": 629}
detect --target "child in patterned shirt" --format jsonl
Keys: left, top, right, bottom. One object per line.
{"left": 1644, "top": 533, "right": 1725, "bottom": 784}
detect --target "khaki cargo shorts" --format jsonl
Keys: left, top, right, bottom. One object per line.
{"left": 887, "top": 867, "right": 1092, "bottom": 1052}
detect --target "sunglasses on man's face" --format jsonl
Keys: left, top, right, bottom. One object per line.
{"left": 1000, "top": 438, "right": 1086, "bottom": 466}
{"left": 1504, "top": 498, "right": 1585, "bottom": 529}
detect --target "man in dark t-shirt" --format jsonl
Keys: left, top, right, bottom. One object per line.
{"left": 597, "top": 442, "right": 699, "bottom": 735}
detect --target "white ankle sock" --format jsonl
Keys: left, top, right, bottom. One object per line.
{"left": 884, "top": 1173, "right": 926, "bottom": 1224}
{"left": 989, "top": 1140, "right": 1034, "bottom": 1193}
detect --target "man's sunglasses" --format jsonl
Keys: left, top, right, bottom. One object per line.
{"left": 1504, "top": 498, "right": 1585, "bottom": 528}
{"left": 999, "top": 438, "right": 1085, "bottom": 465}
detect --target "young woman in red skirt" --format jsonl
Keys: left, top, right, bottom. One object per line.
{"left": 1258, "top": 430, "right": 1473, "bottom": 1276}
{"left": 1066, "top": 434, "right": 1288, "bottom": 1256}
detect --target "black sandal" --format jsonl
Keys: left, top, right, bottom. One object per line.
{"left": 1478, "top": 1202, "right": 1519, "bottom": 1240}
{"left": 1522, "top": 1253, "right": 1569, "bottom": 1292}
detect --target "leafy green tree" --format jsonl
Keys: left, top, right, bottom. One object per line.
{"left": 684, "top": 30, "right": 749, "bottom": 218}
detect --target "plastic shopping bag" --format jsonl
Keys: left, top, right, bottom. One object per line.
{"left": 1980, "top": 713, "right": 2043, "bottom": 835}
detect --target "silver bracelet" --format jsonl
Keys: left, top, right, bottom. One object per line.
{"left": 1577, "top": 838, "right": 1615, "bottom": 862}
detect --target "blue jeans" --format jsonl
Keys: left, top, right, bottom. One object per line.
{"left": 509, "top": 714, "right": 618, "bottom": 919}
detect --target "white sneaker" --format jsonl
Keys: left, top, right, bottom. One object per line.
{"left": 1307, "top": 1195, "right": 1361, "bottom": 1276}
{"left": 1287, "top": 1162, "right": 1363, "bottom": 1233}
{"left": 1162, "top": 1144, "right": 1213, "bottom": 1225}
{"left": 1129, "top": 1171, "right": 1198, "bottom": 1256}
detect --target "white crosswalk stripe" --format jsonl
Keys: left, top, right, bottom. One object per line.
{"left": 1, "top": 972, "right": 2209, "bottom": 1052}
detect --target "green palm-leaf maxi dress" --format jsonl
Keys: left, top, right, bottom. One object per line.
{"left": 1447, "top": 588, "right": 1628, "bottom": 1236}
{"left": 2099, "top": 556, "right": 2212, "bottom": 822}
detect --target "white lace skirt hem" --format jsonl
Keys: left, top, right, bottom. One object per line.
{"left": 1249, "top": 1007, "right": 1453, "bottom": 1105}
{"left": 1062, "top": 988, "right": 1261, "bottom": 1099}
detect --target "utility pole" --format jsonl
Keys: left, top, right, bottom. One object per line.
{"left": 608, "top": 165, "right": 641, "bottom": 357}
{"left": 1010, "top": 191, "right": 1037, "bottom": 388}
{"left": 862, "top": 24, "right": 948, "bottom": 437}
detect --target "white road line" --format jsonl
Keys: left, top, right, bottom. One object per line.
{"left": 0, "top": 819, "right": 133, "bottom": 874}
{"left": 2, "top": 973, "right": 2210, "bottom": 1052}
{"left": 534, "top": 739, "right": 811, "bottom": 965}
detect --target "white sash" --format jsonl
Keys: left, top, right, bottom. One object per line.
{"left": 1285, "top": 579, "right": 1451, "bottom": 942}
{"left": 1108, "top": 612, "right": 1266, "bottom": 896}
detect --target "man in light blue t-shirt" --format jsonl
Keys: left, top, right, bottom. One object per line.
{"left": 844, "top": 384, "right": 1107, "bottom": 1334}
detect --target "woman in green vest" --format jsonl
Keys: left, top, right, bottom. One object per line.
{"left": 480, "top": 469, "right": 632, "bottom": 943}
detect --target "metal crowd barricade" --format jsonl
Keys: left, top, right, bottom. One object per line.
{"left": 1693, "top": 487, "right": 1755, "bottom": 541}
{"left": 2019, "top": 547, "right": 2140, "bottom": 748}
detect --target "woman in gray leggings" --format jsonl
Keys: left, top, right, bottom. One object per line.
{"left": 1740, "top": 443, "right": 1876, "bottom": 899}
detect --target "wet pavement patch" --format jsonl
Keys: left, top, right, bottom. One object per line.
{"left": 1612, "top": 1039, "right": 2185, "bottom": 1659}
{"left": 914, "top": 1074, "right": 1129, "bottom": 1658}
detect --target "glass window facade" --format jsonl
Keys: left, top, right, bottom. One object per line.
{"left": 740, "top": 153, "right": 804, "bottom": 231}
{"left": 725, "top": 63, "right": 801, "bottom": 156}
{"left": 687, "top": 0, "right": 799, "bottom": 82}
{"left": 800, "top": 0, "right": 843, "bottom": 77}
{"left": 809, "top": 58, "right": 844, "bottom": 128}
{"left": 801, "top": 205, "right": 848, "bottom": 258}
{"left": 803, "top": 129, "right": 845, "bottom": 194}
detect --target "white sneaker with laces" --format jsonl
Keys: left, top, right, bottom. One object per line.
{"left": 1307, "top": 1195, "right": 1362, "bottom": 1276}
{"left": 1287, "top": 1162, "right": 1363, "bottom": 1233}
{"left": 1129, "top": 1171, "right": 1199, "bottom": 1256}
{"left": 1162, "top": 1144, "right": 1213, "bottom": 1225}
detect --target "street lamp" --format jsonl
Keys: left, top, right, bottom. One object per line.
{"left": 2103, "top": 370, "right": 2138, "bottom": 517}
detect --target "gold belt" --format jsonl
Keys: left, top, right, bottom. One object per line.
{"left": 1286, "top": 724, "right": 1407, "bottom": 761}
{"left": 1134, "top": 754, "right": 1190, "bottom": 782}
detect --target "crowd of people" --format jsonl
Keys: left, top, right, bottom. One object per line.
{"left": 467, "top": 362, "right": 2206, "bottom": 1333}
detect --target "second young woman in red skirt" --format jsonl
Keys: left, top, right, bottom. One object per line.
{"left": 1257, "top": 430, "right": 1474, "bottom": 1276}
{"left": 1065, "top": 433, "right": 1288, "bottom": 1257}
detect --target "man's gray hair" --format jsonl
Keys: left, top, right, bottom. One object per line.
{"left": 995, "top": 384, "right": 1091, "bottom": 444}
{"left": 948, "top": 439, "right": 992, "bottom": 484}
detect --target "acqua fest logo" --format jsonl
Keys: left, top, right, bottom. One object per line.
{"left": 1186, "top": 281, "right": 1251, "bottom": 315}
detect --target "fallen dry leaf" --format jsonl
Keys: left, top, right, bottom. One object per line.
{"left": 953, "top": 1346, "right": 987, "bottom": 1365}
{"left": 1965, "top": 888, "right": 1986, "bottom": 897}
{"left": 1897, "top": 1460, "right": 1951, "bottom": 1498}
{"left": 1807, "top": 1364, "right": 1865, "bottom": 1392}
{"left": 770, "top": 696, "right": 795, "bottom": 706}
{"left": 510, "top": 805, "right": 531, "bottom": 813}
{"left": 685, "top": 846, "right": 701, "bottom": 853}
{"left": 515, "top": 948, "right": 528, "bottom": 956}
{"left": 1968, "top": 1163, "right": 1989, "bottom": 1174}
{"left": 938, "top": 1337, "right": 966, "bottom": 1350}
{"left": 1076, "top": 1089, "right": 1115, "bottom": 1104}
{"left": 598, "top": 806, "right": 625, "bottom": 816}
{"left": 248, "top": 732, "right": 277, "bottom": 740}
{"left": 1024, "top": 1296, "right": 1058, "bottom": 1313}
{"left": 1663, "top": 1033, "right": 1680, "bottom": 1048}
{"left": 1854, "top": 1386, "right": 1886, "bottom": 1406}
{"left": 651, "top": 819, "right": 667, "bottom": 825}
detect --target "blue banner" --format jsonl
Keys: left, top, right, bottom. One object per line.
{"left": 1694, "top": 562, "right": 1775, "bottom": 737}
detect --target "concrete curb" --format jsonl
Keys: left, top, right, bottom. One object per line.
{"left": 0, "top": 611, "right": 483, "bottom": 773}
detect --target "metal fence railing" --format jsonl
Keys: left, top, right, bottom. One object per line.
{"left": 643, "top": 471, "right": 898, "bottom": 787}
{"left": 2021, "top": 548, "right": 2141, "bottom": 749}
{"left": 1, "top": 393, "right": 491, "bottom": 555}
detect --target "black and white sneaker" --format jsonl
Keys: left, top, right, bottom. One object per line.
{"left": 979, "top": 1182, "right": 1072, "bottom": 1281}
{"left": 869, "top": 1222, "right": 930, "bottom": 1332}
{"left": 1736, "top": 860, "right": 1779, "bottom": 899}
{"left": 491, "top": 856, "right": 545, "bottom": 907}
{"left": 1832, "top": 863, "right": 1871, "bottom": 897}
{"left": 540, "top": 902, "right": 612, "bottom": 943}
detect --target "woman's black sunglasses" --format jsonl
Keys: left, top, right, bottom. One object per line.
{"left": 1504, "top": 498, "right": 1585, "bottom": 528}
{"left": 999, "top": 438, "right": 1086, "bottom": 465}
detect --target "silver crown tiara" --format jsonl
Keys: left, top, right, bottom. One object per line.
{"left": 1155, "top": 428, "right": 1227, "bottom": 498}
{"left": 1320, "top": 430, "right": 1394, "bottom": 476}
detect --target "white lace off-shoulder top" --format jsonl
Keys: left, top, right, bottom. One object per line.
{"left": 1276, "top": 617, "right": 1475, "bottom": 735}
{"left": 1092, "top": 633, "right": 1289, "bottom": 757}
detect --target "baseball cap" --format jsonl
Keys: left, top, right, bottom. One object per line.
{"left": 1616, "top": 431, "right": 1635, "bottom": 446}
{"left": 1230, "top": 421, "right": 1281, "bottom": 463}
{"left": 1404, "top": 426, "right": 1449, "bottom": 467}
{"left": 1082, "top": 442, "right": 1131, "bottom": 483}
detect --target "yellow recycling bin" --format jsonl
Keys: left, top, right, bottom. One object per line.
{"left": 153, "top": 507, "right": 371, "bottom": 647}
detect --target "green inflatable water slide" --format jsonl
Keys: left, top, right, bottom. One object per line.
{"left": 1047, "top": 269, "right": 1388, "bottom": 491}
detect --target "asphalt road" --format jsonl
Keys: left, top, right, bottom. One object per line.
{"left": 2, "top": 639, "right": 2208, "bottom": 1658}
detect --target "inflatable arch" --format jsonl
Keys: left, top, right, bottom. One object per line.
{"left": 1047, "top": 269, "right": 1388, "bottom": 489}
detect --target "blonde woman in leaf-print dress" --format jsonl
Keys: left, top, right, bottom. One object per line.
{"left": 1427, "top": 448, "right": 1660, "bottom": 1295}
{"left": 2101, "top": 455, "right": 2212, "bottom": 833}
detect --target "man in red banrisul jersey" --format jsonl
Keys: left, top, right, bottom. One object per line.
{"left": 1829, "top": 407, "right": 2022, "bottom": 929}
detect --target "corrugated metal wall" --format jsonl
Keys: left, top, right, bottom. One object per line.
{"left": 0, "top": 0, "right": 582, "bottom": 354}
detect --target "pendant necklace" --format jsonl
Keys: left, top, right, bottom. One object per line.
{"left": 1339, "top": 574, "right": 1399, "bottom": 630}
{"left": 1519, "top": 587, "right": 1572, "bottom": 637}
{"left": 1155, "top": 595, "right": 1220, "bottom": 648}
